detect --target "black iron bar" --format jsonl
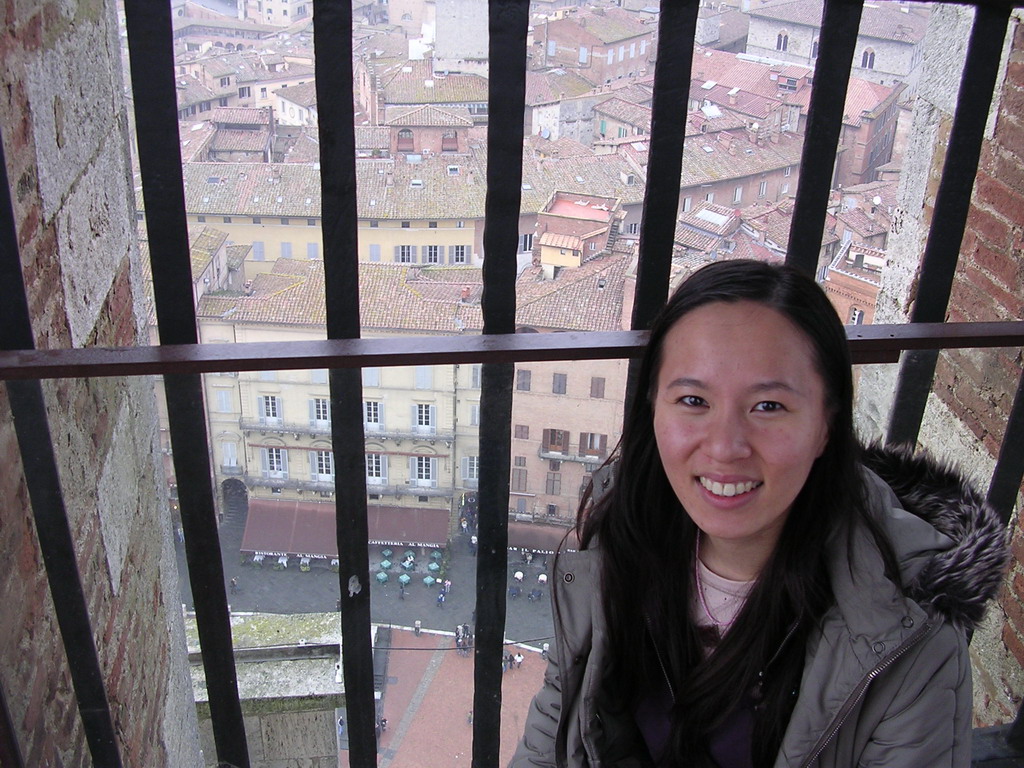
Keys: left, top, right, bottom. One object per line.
{"left": 886, "top": 5, "right": 1012, "bottom": 448}
{"left": 631, "top": 0, "right": 699, "bottom": 331}
{"left": 786, "top": 0, "right": 864, "bottom": 276}
{"left": 123, "top": 2, "right": 249, "bottom": 764}
{"left": 312, "top": 1, "right": 377, "bottom": 766}
{"left": 0, "top": 137, "right": 122, "bottom": 767}
{"left": 988, "top": 367, "right": 1024, "bottom": 527}
{"left": 475, "top": 2, "right": 530, "bottom": 765}
{"left": 625, "top": 0, "right": 700, "bottom": 411}
{"left": 1, "top": 322, "right": 1022, "bottom": 381}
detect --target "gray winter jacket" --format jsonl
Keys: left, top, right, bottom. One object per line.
{"left": 510, "top": 446, "right": 1008, "bottom": 768}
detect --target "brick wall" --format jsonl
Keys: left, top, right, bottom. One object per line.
{"left": 856, "top": 8, "right": 1024, "bottom": 726}
{"left": 0, "top": 1, "right": 201, "bottom": 764}
{"left": 958, "top": 16, "right": 1024, "bottom": 724}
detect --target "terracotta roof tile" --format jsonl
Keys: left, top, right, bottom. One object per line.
{"left": 384, "top": 104, "right": 474, "bottom": 127}
{"left": 210, "top": 129, "right": 270, "bottom": 153}
{"left": 275, "top": 81, "right": 318, "bottom": 108}
{"left": 381, "top": 59, "right": 488, "bottom": 106}
{"left": 594, "top": 97, "right": 652, "bottom": 132}
{"left": 211, "top": 107, "right": 272, "bottom": 125}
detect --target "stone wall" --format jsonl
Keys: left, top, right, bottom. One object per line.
{"left": 0, "top": 0, "right": 202, "bottom": 764}
{"left": 855, "top": 7, "right": 1024, "bottom": 726}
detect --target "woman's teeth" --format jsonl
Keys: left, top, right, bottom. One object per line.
{"left": 699, "top": 477, "right": 763, "bottom": 497}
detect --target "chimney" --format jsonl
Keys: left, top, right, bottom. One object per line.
{"left": 460, "top": 286, "right": 471, "bottom": 302}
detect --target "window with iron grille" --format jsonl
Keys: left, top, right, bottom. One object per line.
{"left": 9, "top": 4, "right": 1024, "bottom": 766}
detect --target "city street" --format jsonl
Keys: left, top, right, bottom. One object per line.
{"left": 175, "top": 496, "right": 557, "bottom": 647}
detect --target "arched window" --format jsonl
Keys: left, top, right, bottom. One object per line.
{"left": 777, "top": 31, "right": 789, "bottom": 52}
{"left": 397, "top": 128, "right": 414, "bottom": 152}
{"left": 862, "top": 48, "right": 876, "bottom": 69}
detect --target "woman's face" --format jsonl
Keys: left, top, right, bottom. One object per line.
{"left": 652, "top": 301, "right": 830, "bottom": 572}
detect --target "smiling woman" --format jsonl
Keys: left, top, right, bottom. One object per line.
{"left": 511, "top": 260, "right": 1009, "bottom": 768}
{"left": 652, "top": 301, "right": 830, "bottom": 582}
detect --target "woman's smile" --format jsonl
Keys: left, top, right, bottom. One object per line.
{"left": 652, "top": 300, "right": 830, "bottom": 577}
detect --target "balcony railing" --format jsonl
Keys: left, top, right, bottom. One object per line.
{"left": 0, "top": 1, "right": 1023, "bottom": 768}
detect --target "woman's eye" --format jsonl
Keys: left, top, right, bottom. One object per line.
{"left": 678, "top": 395, "right": 706, "bottom": 407}
{"left": 753, "top": 401, "right": 785, "bottom": 412}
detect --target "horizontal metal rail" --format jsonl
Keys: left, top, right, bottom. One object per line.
{"left": 0, "top": 322, "right": 1021, "bottom": 381}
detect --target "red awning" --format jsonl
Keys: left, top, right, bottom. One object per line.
{"left": 507, "top": 521, "right": 578, "bottom": 554}
{"left": 241, "top": 499, "right": 451, "bottom": 559}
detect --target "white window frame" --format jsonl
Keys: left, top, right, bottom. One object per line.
{"left": 415, "top": 366, "right": 433, "bottom": 389}
{"left": 216, "top": 389, "right": 232, "bottom": 413}
{"left": 310, "top": 397, "right": 331, "bottom": 427}
{"left": 366, "top": 453, "right": 388, "bottom": 484}
{"left": 262, "top": 447, "right": 288, "bottom": 478}
{"left": 413, "top": 403, "right": 437, "bottom": 434}
{"left": 364, "top": 400, "right": 384, "bottom": 431}
{"left": 310, "top": 449, "right": 334, "bottom": 482}
{"left": 411, "top": 456, "right": 438, "bottom": 487}
{"left": 461, "top": 455, "right": 480, "bottom": 488}
{"left": 259, "top": 395, "right": 281, "bottom": 425}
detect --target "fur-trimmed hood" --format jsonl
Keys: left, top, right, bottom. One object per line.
{"left": 861, "top": 442, "right": 1009, "bottom": 632}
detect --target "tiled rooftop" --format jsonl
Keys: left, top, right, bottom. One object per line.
{"left": 211, "top": 107, "right": 273, "bottom": 126}
{"left": 383, "top": 104, "right": 474, "bottom": 127}
{"left": 524, "top": 68, "right": 596, "bottom": 106}
{"left": 594, "top": 97, "right": 652, "bottom": 132}
{"left": 564, "top": 7, "right": 654, "bottom": 45}
{"left": 275, "top": 81, "right": 318, "bottom": 109}
{"left": 380, "top": 59, "right": 489, "bottom": 106}
{"left": 189, "top": 227, "right": 228, "bottom": 277}
{"left": 210, "top": 130, "right": 270, "bottom": 153}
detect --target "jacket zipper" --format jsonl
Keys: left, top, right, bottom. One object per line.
{"left": 796, "top": 619, "right": 935, "bottom": 768}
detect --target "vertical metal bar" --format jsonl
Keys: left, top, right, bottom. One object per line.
{"left": 631, "top": 0, "right": 699, "bottom": 330}
{"left": 475, "top": 2, "right": 529, "bottom": 765}
{"left": 0, "top": 678, "right": 25, "bottom": 768}
{"left": 0, "top": 135, "right": 122, "bottom": 767}
{"left": 987, "top": 367, "right": 1024, "bottom": 526}
{"left": 886, "top": 5, "right": 1010, "bottom": 447}
{"left": 122, "top": 3, "right": 249, "bottom": 765}
{"left": 786, "top": 0, "right": 864, "bottom": 276}
{"left": 311, "top": 2, "right": 377, "bottom": 767}
{"left": 624, "top": 0, "right": 700, "bottom": 412}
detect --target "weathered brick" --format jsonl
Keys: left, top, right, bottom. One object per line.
{"left": 966, "top": 206, "right": 1013, "bottom": 250}
{"left": 994, "top": 113, "right": 1024, "bottom": 162}
{"left": 1002, "top": 621, "right": 1024, "bottom": 666}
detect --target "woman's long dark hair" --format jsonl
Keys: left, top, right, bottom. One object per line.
{"left": 574, "top": 259, "right": 898, "bottom": 767}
